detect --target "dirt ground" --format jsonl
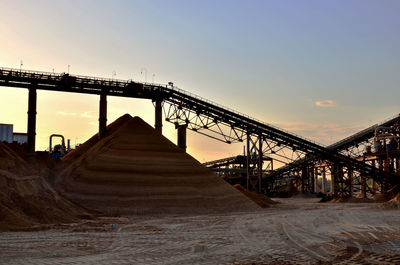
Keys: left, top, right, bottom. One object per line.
{"left": 1, "top": 197, "right": 400, "bottom": 265}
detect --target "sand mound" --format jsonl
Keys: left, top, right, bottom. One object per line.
{"left": 62, "top": 114, "right": 133, "bottom": 163}
{"left": 382, "top": 192, "right": 400, "bottom": 209}
{"left": 374, "top": 185, "right": 399, "bottom": 202}
{"left": 0, "top": 142, "right": 31, "bottom": 175}
{"left": 233, "top": 184, "right": 277, "bottom": 208}
{"left": 0, "top": 142, "right": 90, "bottom": 231}
{"left": 55, "top": 116, "right": 258, "bottom": 215}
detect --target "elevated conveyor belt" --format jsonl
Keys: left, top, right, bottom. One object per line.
{"left": 0, "top": 67, "right": 398, "bottom": 185}
{"left": 270, "top": 114, "right": 400, "bottom": 178}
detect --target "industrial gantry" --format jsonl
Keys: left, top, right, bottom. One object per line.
{"left": 0, "top": 67, "right": 398, "bottom": 196}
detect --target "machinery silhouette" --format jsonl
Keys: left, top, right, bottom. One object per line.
{"left": 0, "top": 67, "right": 398, "bottom": 196}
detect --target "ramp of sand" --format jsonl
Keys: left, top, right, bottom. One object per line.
{"left": 56, "top": 115, "right": 258, "bottom": 215}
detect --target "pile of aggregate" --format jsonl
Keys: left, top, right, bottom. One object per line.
{"left": 56, "top": 115, "right": 258, "bottom": 215}
{"left": 233, "top": 184, "right": 277, "bottom": 208}
{"left": 0, "top": 142, "right": 90, "bottom": 231}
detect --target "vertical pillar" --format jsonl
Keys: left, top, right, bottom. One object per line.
{"left": 258, "top": 135, "right": 262, "bottom": 192}
{"left": 361, "top": 176, "right": 367, "bottom": 198}
{"left": 361, "top": 156, "right": 367, "bottom": 198}
{"left": 177, "top": 125, "right": 187, "bottom": 152}
{"left": 321, "top": 167, "right": 326, "bottom": 193}
{"left": 154, "top": 100, "right": 163, "bottom": 133}
{"left": 379, "top": 158, "right": 384, "bottom": 192}
{"left": 348, "top": 168, "right": 353, "bottom": 197}
{"left": 310, "top": 166, "right": 315, "bottom": 193}
{"left": 27, "top": 83, "right": 37, "bottom": 163}
{"left": 314, "top": 167, "right": 319, "bottom": 193}
{"left": 99, "top": 93, "right": 107, "bottom": 139}
{"left": 371, "top": 159, "right": 377, "bottom": 193}
{"left": 246, "top": 134, "right": 250, "bottom": 190}
{"left": 301, "top": 166, "right": 307, "bottom": 193}
{"left": 331, "top": 165, "right": 337, "bottom": 196}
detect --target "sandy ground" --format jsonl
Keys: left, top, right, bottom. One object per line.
{"left": 1, "top": 197, "right": 400, "bottom": 265}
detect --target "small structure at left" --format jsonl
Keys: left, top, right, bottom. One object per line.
{"left": 0, "top": 123, "right": 27, "bottom": 144}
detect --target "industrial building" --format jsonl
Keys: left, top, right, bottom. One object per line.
{"left": 0, "top": 123, "right": 27, "bottom": 144}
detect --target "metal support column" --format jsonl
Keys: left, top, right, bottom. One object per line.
{"left": 246, "top": 133, "right": 250, "bottom": 190}
{"left": 314, "top": 167, "right": 319, "bottom": 193}
{"left": 177, "top": 125, "right": 187, "bottom": 152}
{"left": 361, "top": 176, "right": 367, "bottom": 198}
{"left": 310, "top": 166, "right": 315, "bottom": 193}
{"left": 99, "top": 93, "right": 107, "bottom": 139}
{"left": 371, "top": 159, "right": 377, "bottom": 193}
{"left": 301, "top": 166, "right": 307, "bottom": 193}
{"left": 321, "top": 167, "right": 326, "bottom": 193}
{"left": 348, "top": 168, "right": 353, "bottom": 197}
{"left": 155, "top": 100, "right": 163, "bottom": 133}
{"left": 27, "top": 83, "right": 37, "bottom": 163}
{"left": 331, "top": 164, "right": 337, "bottom": 196}
{"left": 258, "top": 135, "right": 263, "bottom": 192}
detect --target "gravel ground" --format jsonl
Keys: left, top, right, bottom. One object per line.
{"left": 1, "top": 197, "right": 400, "bottom": 265}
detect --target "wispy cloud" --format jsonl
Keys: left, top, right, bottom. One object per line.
{"left": 275, "top": 121, "right": 363, "bottom": 144}
{"left": 81, "top": 111, "right": 96, "bottom": 118}
{"left": 57, "top": 111, "right": 76, "bottom": 116}
{"left": 315, "top": 100, "right": 336, "bottom": 107}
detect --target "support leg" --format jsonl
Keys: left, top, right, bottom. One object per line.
{"left": 301, "top": 166, "right": 307, "bottom": 193}
{"left": 154, "top": 100, "right": 163, "bottom": 133}
{"left": 177, "top": 125, "right": 187, "bottom": 152}
{"left": 348, "top": 168, "right": 353, "bottom": 197}
{"left": 321, "top": 167, "right": 326, "bottom": 193}
{"left": 258, "top": 135, "right": 262, "bottom": 192}
{"left": 314, "top": 167, "right": 319, "bottom": 193}
{"left": 99, "top": 93, "right": 107, "bottom": 139}
{"left": 27, "top": 83, "right": 37, "bottom": 164}
{"left": 246, "top": 134, "right": 250, "bottom": 190}
{"left": 331, "top": 165, "right": 337, "bottom": 196}
{"left": 310, "top": 166, "right": 315, "bottom": 193}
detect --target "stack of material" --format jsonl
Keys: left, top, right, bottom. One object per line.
{"left": 56, "top": 115, "right": 258, "bottom": 215}
{"left": 383, "top": 192, "right": 400, "bottom": 209}
{"left": 0, "top": 142, "right": 90, "bottom": 231}
{"left": 233, "top": 184, "right": 277, "bottom": 208}
{"left": 374, "top": 185, "right": 400, "bottom": 202}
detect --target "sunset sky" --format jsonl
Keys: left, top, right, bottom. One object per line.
{"left": 0, "top": 0, "right": 399, "bottom": 162}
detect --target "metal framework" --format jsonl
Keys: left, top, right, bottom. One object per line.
{"left": 269, "top": 115, "right": 400, "bottom": 197}
{"left": 0, "top": 67, "right": 399, "bottom": 194}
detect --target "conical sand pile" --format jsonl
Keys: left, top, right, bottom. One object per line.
{"left": 0, "top": 142, "right": 90, "bottom": 231}
{"left": 56, "top": 115, "right": 258, "bottom": 215}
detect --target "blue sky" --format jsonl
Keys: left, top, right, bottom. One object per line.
{"left": 0, "top": 0, "right": 399, "bottom": 161}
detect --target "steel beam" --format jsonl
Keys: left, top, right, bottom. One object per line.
{"left": 99, "top": 93, "right": 107, "bottom": 139}
{"left": 177, "top": 125, "right": 187, "bottom": 152}
{"left": 321, "top": 167, "right": 326, "bottom": 193}
{"left": 27, "top": 83, "right": 37, "bottom": 163}
{"left": 310, "top": 166, "right": 315, "bottom": 193}
{"left": 314, "top": 167, "right": 319, "bottom": 193}
{"left": 246, "top": 134, "right": 250, "bottom": 190}
{"left": 155, "top": 100, "right": 163, "bottom": 133}
{"left": 348, "top": 168, "right": 353, "bottom": 197}
{"left": 301, "top": 166, "right": 307, "bottom": 193}
{"left": 258, "top": 135, "right": 263, "bottom": 192}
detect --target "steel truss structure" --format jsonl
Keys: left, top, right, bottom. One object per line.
{"left": 268, "top": 115, "right": 400, "bottom": 197}
{"left": 0, "top": 67, "right": 399, "bottom": 196}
